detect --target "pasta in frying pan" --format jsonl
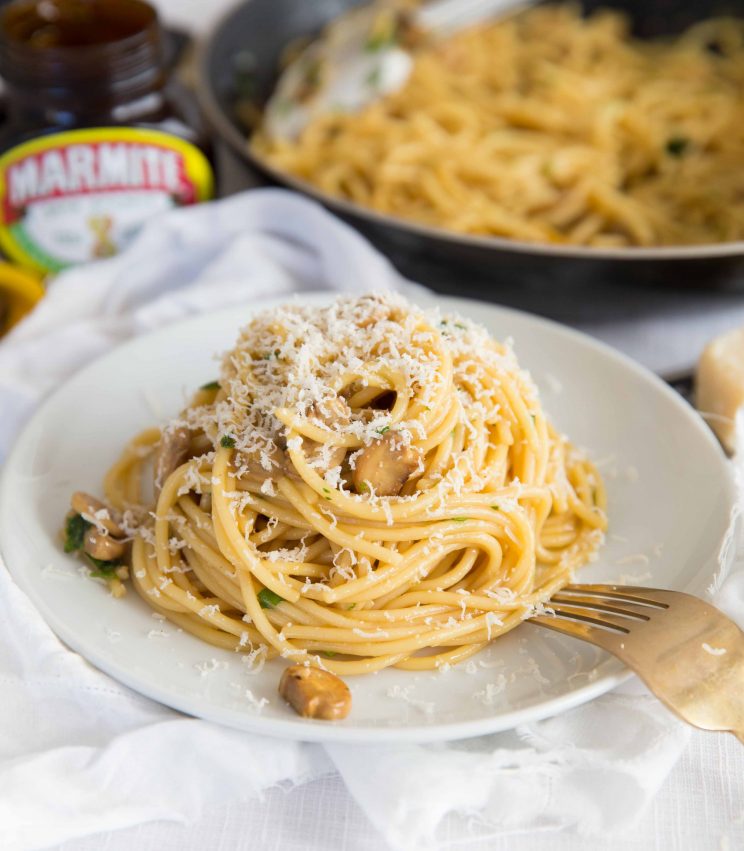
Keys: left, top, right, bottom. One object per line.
{"left": 254, "top": 4, "right": 744, "bottom": 247}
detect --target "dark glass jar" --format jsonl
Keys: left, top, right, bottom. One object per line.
{"left": 0, "top": 0, "right": 214, "bottom": 274}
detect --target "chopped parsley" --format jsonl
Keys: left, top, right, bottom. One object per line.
{"left": 64, "top": 514, "right": 121, "bottom": 578}
{"left": 365, "top": 66, "right": 382, "bottom": 89}
{"left": 64, "top": 512, "right": 91, "bottom": 553}
{"left": 666, "top": 136, "right": 689, "bottom": 157}
{"left": 377, "top": 425, "right": 390, "bottom": 435}
{"left": 272, "top": 97, "right": 294, "bottom": 117}
{"left": 303, "top": 58, "right": 323, "bottom": 89}
{"left": 452, "top": 516, "right": 469, "bottom": 523}
{"left": 454, "top": 323, "right": 466, "bottom": 330}
{"left": 257, "top": 587, "right": 284, "bottom": 609}
{"left": 220, "top": 435, "right": 236, "bottom": 449}
{"left": 200, "top": 380, "right": 220, "bottom": 391}
{"left": 233, "top": 50, "right": 258, "bottom": 99}
{"left": 346, "top": 603, "right": 357, "bottom": 610}
{"left": 86, "top": 554, "right": 121, "bottom": 577}
{"left": 357, "top": 482, "right": 370, "bottom": 494}
{"left": 365, "top": 29, "right": 396, "bottom": 52}
{"left": 320, "top": 650, "right": 338, "bottom": 658}
{"left": 491, "top": 504, "right": 500, "bottom": 511}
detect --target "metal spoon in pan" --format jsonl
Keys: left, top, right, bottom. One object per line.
{"left": 263, "top": 0, "right": 533, "bottom": 141}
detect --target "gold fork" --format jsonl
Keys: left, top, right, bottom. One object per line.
{"left": 528, "top": 583, "right": 744, "bottom": 744}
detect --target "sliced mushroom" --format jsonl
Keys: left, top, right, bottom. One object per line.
{"left": 352, "top": 432, "right": 420, "bottom": 496}
{"left": 303, "top": 398, "right": 351, "bottom": 471}
{"left": 154, "top": 427, "right": 191, "bottom": 495}
{"left": 83, "top": 527, "right": 126, "bottom": 561}
{"left": 235, "top": 399, "right": 352, "bottom": 490}
{"left": 278, "top": 664, "right": 351, "bottom": 720}
{"left": 70, "top": 491, "right": 123, "bottom": 536}
{"left": 237, "top": 439, "right": 299, "bottom": 485}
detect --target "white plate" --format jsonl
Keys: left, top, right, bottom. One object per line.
{"left": 0, "top": 292, "right": 735, "bottom": 742}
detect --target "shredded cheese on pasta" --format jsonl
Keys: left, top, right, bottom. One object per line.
{"left": 100, "top": 294, "right": 607, "bottom": 674}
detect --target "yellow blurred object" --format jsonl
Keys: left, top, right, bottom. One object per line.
{"left": 0, "top": 260, "right": 44, "bottom": 337}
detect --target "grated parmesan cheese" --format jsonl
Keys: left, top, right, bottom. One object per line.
{"left": 353, "top": 628, "right": 390, "bottom": 638}
{"left": 147, "top": 629, "right": 170, "bottom": 639}
{"left": 243, "top": 689, "right": 270, "bottom": 712}
{"left": 386, "top": 684, "right": 435, "bottom": 715}
{"left": 615, "top": 553, "right": 650, "bottom": 566}
{"left": 112, "top": 293, "right": 609, "bottom": 678}
{"left": 241, "top": 644, "right": 269, "bottom": 674}
{"left": 473, "top": 675, "right": 507, "bottom": 705}
{"left": 195, "top": 658, "right": 228, "bottom": 677}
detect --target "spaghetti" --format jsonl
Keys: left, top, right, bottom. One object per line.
{"left": 254, "top": 4, "right": 744, "bottom": 247}
{"left": 67, "top": 294, "right": 607, "bottom": 675}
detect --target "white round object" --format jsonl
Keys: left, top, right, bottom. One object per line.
{"left": 0, "top": 292, "right": 734, "bottom": 742}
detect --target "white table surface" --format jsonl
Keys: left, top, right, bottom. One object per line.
{"left": 49, "top": 731, "right": 743, "bottom": 851}
{"left": 39, "top": 2, "right": 744, "bottom": 848}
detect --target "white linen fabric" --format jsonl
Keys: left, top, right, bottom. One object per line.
{"left": 0, "top": 190, "right": 741, "bottom": 851}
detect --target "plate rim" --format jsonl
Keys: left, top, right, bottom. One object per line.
{"left": 0, "top": 291, "right": 735, "bottom": 742}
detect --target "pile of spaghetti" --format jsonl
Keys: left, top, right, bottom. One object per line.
{"left": 254, "top": 4, "right": 744, "bottom": 247}
{"left": 77, "top": 294, "right": 607, "bottom": 674}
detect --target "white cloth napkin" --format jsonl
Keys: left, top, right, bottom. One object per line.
{"left": 0, "top": 189, "right": 741, "bottom": 851}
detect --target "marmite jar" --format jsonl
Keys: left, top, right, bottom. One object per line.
{"left": 0, "top": 0, "right": 214, "bottom": 274}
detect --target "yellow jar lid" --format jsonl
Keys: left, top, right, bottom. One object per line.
{"left": 0, "top": 260, "right": 44, "bottom": 336}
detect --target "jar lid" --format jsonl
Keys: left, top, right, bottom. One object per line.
{"left": 0, "top": 259, "right": 44, "bottom": 336}
{"left": 0, "top": 0, "right": 164, "bottom": 97}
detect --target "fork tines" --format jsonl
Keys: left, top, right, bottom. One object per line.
{"left": 562, "top": 584, "right": 670, "bottom": 608}
{"left": 529, "top": 584, "right": 744, "bottom": 742}
{"left": 535, "top": 584, "right": 670, "bottom": 635}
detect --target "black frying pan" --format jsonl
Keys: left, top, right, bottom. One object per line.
{"left": 197, "top": 0, "right": 744, "bottom": 294}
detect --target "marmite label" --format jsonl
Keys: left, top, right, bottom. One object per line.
{"left": 0, "top": 127, "right": 214, "bottom": 274}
